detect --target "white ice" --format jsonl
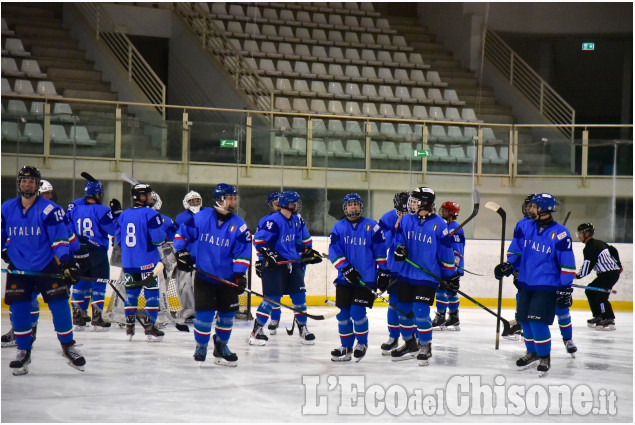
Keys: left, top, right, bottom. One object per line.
{"left": 1, "top": 307, "right": 632, "bottom": 423}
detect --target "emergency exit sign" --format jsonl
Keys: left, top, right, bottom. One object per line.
{"left": 582, "top": 43, "right": 595, "bottom": 51}
{"left": 413, "top": 149, "right": 431, "bottom": 158}
{"left": 220, "top": 139, "right": 238, "bottom": 148}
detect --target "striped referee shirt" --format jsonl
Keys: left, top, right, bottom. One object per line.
{"left": 578, "top": 238, "right": 621, "bottom": 277}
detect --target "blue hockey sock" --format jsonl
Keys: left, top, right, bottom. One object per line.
{"left": 397, "top": 301, "right": 416, "bottom": 340}
{"left": 435, "top": 289, "right": 449, "bottom": 314}
{"left": 194, "top": 310, "right": 214, "bottom": 346}
{"left": 255, "top": 296, "right": 279, "bottom": 327}
{"left": 520, "top": 321, "right": 536, "bottom": 353}
{"left": 530, "top": 322, "right": 552, "bottom": 357}
{"left": 290, "top": 292, "right": 308, "bottom": 326}
{"left": 10, "top": 301, "right": 34, "bottom": 350}
{"left": 350, "top": 304, "right": 369, "bottom": 345}
{"left": 413, "top": 302, "right": 432, "bottom": 343}
{"left": 91, "top": 282, "right": 107, "bottom": 312}
{"left": 270, "top": 306, "right": 281, "bottom": 322}
{"left": 125, "top": 287, "right": 141, "bottom": 318}
{"left": 30, "top": 294, "right": 40, "bottom": 327}
{"left": 387, "top": 293, "right": 400, "bottom": 338}
{"left": 143, "top": 287, "right": 160, "bottom": 322}
{"left": 215, "top": 311, "right": 235, "bottom": 344}
{"left": 336, "top": 308, "right": 354, "bottom": 348}
{"left": 556, "top": 307, "right": 573, "bottom": 340}
{"left": 448, "top": 292, "right": 460, "bottom": 313}
{"left": 70, "top": 280, "right": 90, "bottom": 309}
{"left": 48, "top": 297, "right": 74, "bottom": 345}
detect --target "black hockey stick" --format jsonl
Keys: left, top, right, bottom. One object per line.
{"left": 80, "top": 171, "right": 97, "bottom": 182}
{"left": 448, "top": 189, "right": 480, "bottom": 237}
{"left": 193, "top": 268, "right": 336, "bottom": 320}
{"left": 456, "top": 265, "right": 484, "bottom": 276}
{"left": 562, "top": 210, "right": 572, "bottom": 226}
{"left": 403, "top": 258, "right": 513, "bottom": 335}
{"left": 358, "top": 279, "right": 414, "bottom": 318}
{"left": 285, "top": 318, "right": 296, "bottom": 335}
{"left": 485, "top": 201, "right": 506, "bottom": 350}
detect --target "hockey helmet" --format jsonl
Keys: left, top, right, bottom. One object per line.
{"left": 267, "top": 191, "right": 280, "bottom": 212}
{"left": 83, "top": 180, "right": 104, "bottom": 200}
{"left": 531, "top": 193, "right": 558, "bottom": 214}
{"left": 522, "top": 193, "right": 536, "bottom": 218}
{"left": 183, "top": 190, "right": 202, "bottom": 214}
{"left": 408, "top": 187, "right": 435, "bottom": 214}
{"left": 214, "top": 183, "right": 238, "bottom": 214}
{"left": 39, "top": 179, "right": 54, "bottom": 194}
{"left": 342, "top": 193, "right": 363, "bottom": 220}
{"left": 440, "top": 201, "right": 460, "bottom": 218}
{"left": 17, "top": 165, "right": 41, "bottom": 199}
{"left": 577, "top": 222, "right": 595, "bottom": 237}
{"left": 278, "top": 190, "right": 301, "bottom": 214}
{"left": 131, "top": 183, "right": 152, "bottom": 205}
{"left": 150, "top": 191, "right": 162, "bottom": 211}
{"left": 393, "top": 191, "right": 409, "bottom": 213}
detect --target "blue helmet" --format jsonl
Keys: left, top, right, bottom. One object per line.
{"left": 278, "top": 190, "right": 301, "bottom": 214}
{"left": 342, "top": 193, "right": 363, "bottom": 219}
{"left": 84, "top": 180, "right": 103, "bottom": 199}
{"left": 531, "top": 193, "right": 558, "bottom": 214}
{"left": 214, "top": 183, "right": 238, "bottom": 213}
{"left": 267, "top": 191, "right": 280, "bottom": 212}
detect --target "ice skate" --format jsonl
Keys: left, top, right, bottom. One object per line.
{"left": 61, "top": 341, "right": 86, "bottom": 372}
{"left": 142, "top": 317, "right": 165, "bottom": 342}
{"left": 125, "top": 315, "right": 135, "bottom": 341}
{"left": 31, "top": 325, "right": 37, "bottom": 345}
{"left": 72, "top": 306, "right": 89, "bottom": 331}
{"left": 353, "top": 344, "right": 367, "bottom": 362}
{"left": 563, "top": 339, "right": 577, "bottom": 358}
{"left": 249, "top": 321, "right": 268, "bottom": 346}
{"left": 268, "top": 320, "right": 279, "bottom": 335}
{"left": 331, "top": 346, "right": 353, "bottom": 362}
{"left": 1, "top": 328, "right": 16, "bottom": 348}
{"left": 537, "top": 355, "right": 550, "bottom": 377}
{"left": 595, "top": 318, "right": 616, "bottom": 331}
{"left": 445, "top": 312, "right": 460, "bottom": 331}
{"left": 431, "top": 312, "right": 446, "bottom": 330}
{"left": 417, "top": 342, "right": 432, "bottom": 366}
{"left": 212, "top": 335, "right": 238, "bottom": 367}
{"left": 194, "top": 344, "right": 207, "bottom": 363}
{"left": 391, "top": 336, "right": 419, "bottom": 361}
{"left": 516, "top": 351, "right": 539, "bottom": 369}
{"left": 10, "top": 349, "right": 31, "bottom": 375}
{"left": 90, "top": 306, "right": 111, "bottom": 332}
{"left": 380, "top": 337, "right": 399, "bottom": 356}
{"left": 298, "top": 323, "right": 315, "bottom": 345}
{"left": 586, "top": 316, "right": 602, "bottom": 328}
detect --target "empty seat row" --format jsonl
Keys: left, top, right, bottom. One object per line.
{"left": 1, "top": 121, "right": 96, "bottom": 145}
{"left": 2, "top": 18, "right": 15, "bottom": 36}
{"left": 209, "top": 2, "right": 378, "bottom": 21}
{"left": 2, "top": 38, "right": 31, "bottom": 57}
{"left": 2, "top": 57, "right": 47, "bottom": 79}
{"left": 3, "top": 99, "right": 76, "bottom": 122}
{"left": 2, "top": 78, "right": 61, "bottom": 97}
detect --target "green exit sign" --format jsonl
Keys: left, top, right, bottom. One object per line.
{"left": 582, "top": 42, "right": 595, "bottom": 51}
{"left": 413, "top": 149, "right": 431, "bottom": 158}
{"left": 220, "top": 139, "right": 238, "bottom": 148}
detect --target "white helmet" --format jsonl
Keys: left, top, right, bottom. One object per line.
{"left": 39, "top": 179, "right": 53, "bottom": 194}
{"left": 183, "top": 190, "right": 202, "bottom": 214}
{"left": 150, "top": 191, "right": 162, "bottom": 211}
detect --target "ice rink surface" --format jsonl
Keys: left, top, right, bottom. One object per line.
{"left": 1, "top": 307, "right": 632, "bottom": 423}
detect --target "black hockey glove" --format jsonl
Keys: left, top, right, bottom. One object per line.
{"left": 175, "top": 249, "right": 194, "bottom": 272}
{"left": 259, "top": 247, "right": 280, "bottom": 269}
{"left": 394, "top": 245, "right": 408, "bottom": 262}
{"left": 255, "top": 259, "right": 264, "bottom": 278}
{"left": 1, "top": 248, "right": 10, "bottom": 264}
{"left": 441, "top": 274, "right": 461, "bottom": 292}
{"left": 341, "top": 264, "right": 362, "bottom": 286}
{"left": 109, "top": 198, "right": 122, "bottom": 218}
{"left": 494, "top": 262, "right": 514, "bottom": 280}
{"left": 377, "top": 269, "right": 391, "bottom": 292}
{"left": 555, "top": 286, "right": 573, "bottom": 309}
{"left": 59, "top": 260, "right": 80, "bottom": 285}
{"left": 231, "top": 272, "right": 247, "bottom": 294}
{"left": 512, "top": 271, "right": 520, "bottom": 290}
{"left": 301, "top": 248, "right": 323, "bottom": 264}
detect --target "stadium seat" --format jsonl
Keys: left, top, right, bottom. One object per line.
{"left": 410, "top": 70, "right": 431, "bottom": 86}
{"left": 2, "top": 18, "right": 15, "bottom": 36}
{"left": 361, "top": 103, "right": 379, "bottom": 117}
{"left": 428, "top": 106, "right": 446, "bottom": 121}
{"left": 24, "top": 123, "right": 43, "bottom": 143}
{"left": 426, "top": 71, "right": 448, "bottom": 87}
{"left": 294, "top": 79, "right": 315, "bottom": 97}
{"left": 292, "top": 98, "right": 310, "bottom": 114}
{"left": 345, "top": 120, "right": 364, "bottom": 136}
{"left": 445, "top": 107, "right": 462, "bottom": 122}
{"left": 430, "top": 125, "right": 453, "bottom": 143}
{"left": 311, "top": 80, "right": 330, "bottom": 98}
{"left": 395, "top": 104, "right": 413, "bottom": 119}
{"left": 381, "top": 141, "right": 406, "bottom": 160}
{"left": 2, "top": 57, "right": 24, "bottom": 77}
{"left": 6, "top": 99, "right": 28, "bottom": 117}
{"left": 5, "top": 38, "right": 30, "bottom": 56}
{"left": 70, "top": 126, "right": 96, "bottom": 146}
{"left": 291, "top": 137, "right": 307, "bottom": 156}
{"left": 428, "top": 88, "right": 450, "bottom": 106}
{"left": 2, "top": 121, "right": 27, "bottom": 143}
{"left": 483, "top": 146, "right": 506, "bottom": 164}
{"left": 412, "top": 105, "right": 430, "bottom": 120}
{"left": 447, "top": 126, "right": 471, "bottom": 143}
{"left": 395, "top": 86, "right": 416, "bottom": 104}
{"left": 310, "top": 99, "right": 330, "bottom": 115}
{"left": 444, "top": 89, "right": 466, "bottom": 106}
{"left": 430, "top": 144, "right": 454, "bottom": 162}
{"left": 1, "top": 78, "right": 15, "bottom": 94}
{"left": 411, "top": 87, "right": 432, "bottom": 104}
{"left": 462, "top": 108, "right": 484, "bottom": 123}
{"left": 345, "top": 139, "right": 365, "bottom": 159}
{"left": 449, "top": 145, "right": 473, "bottom": 163}
{"left": 275, "top": 97, "right": 292, "bottom": 112}
{"left": 274, "top": 136, "right": 298, "bottom": 157}
{"left": 378, "top": 85, "right": 399, "bottom": 102}
{"left": 482, "top": 127, "right": 503, "bottom": 143}
{"left": 344, "top": 101, "right": 362, "bottom": 116}
{"left": 328, "top": 139, "right": 353, "bottom": 158}
{"left": 370, "top": 140, "right": 388, "bottom": 159}
{"left": 50, "top": 124, "right": 73, "bottom": 144}
{"left": 378, "top": 103, "right": 396, "bottom": 118}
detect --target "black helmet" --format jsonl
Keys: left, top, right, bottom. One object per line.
{"left": 522, "top": 193, "right": 536, "bottom": 218}
{"left": 17, "top": 165, "right": 41, "bottom": 199}
{"left": 131, "top": 183, "right": 153, "bottom": 205}
{"left": 408, "top": 187, "right": 435, "bottom": 214}
{"left": 393, "top": 191, "right": 409, "bottom": 213}
{"left": 577, "top": 223, "right": 595, "bottom": 236}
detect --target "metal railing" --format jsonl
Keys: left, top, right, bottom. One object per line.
{"left": 74, "top": 3, "right": 166, "bottom": 118}
{"left": 484, "top": 29, "right": 575, "bottom": 140}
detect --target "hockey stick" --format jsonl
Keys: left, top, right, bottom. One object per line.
{"left": 456, "top": 265, "right": 484, "bottom": 276}
{"left": 572, "top": 283, "right": 617, "bottom": 294}
{"left": 562, "top": 210, "right": 572, "bottom": 226}
{"left": 80, "top": 171, "right": 97, "bottom": 182}
{"left": 448, "top": 189, "right": 480, "bottom": 237}
{"left": 485, "top": 201, "right": 506, "bottom": 350}
{"left": 358, "top": 279, "right": 414, "bottom": 318}
{"left": 285, "top": 318, "right": 296, "bottom": 335}
{"left": 193, "top": 268, "right": 336, "bottom": 320}
{"left": 403, "top": 258, "right": 513, "bottom": 335}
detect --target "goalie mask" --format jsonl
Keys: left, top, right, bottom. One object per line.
{"left": 183, "top": 190, "right": 202, "bottom": 214}
{"left": 342, "top": 193, "right": 363, "bottom": 220}
{"left": 17, "top": 165, "right": 41, "bottom": 199}
{"left": 408, "top": 187, "right": 435, "bottom": 215}
{"left": 214, "top": 183, "right": 238, "bottom": 214}
{"left": 150, "top": 191, "right": 162, "bottom": 211}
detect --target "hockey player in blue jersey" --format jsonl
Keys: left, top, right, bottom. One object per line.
{"left": 174, "top": 190, "right": 202, "bottom": 321}
{"left": 1, "top": 166, "right": 85, "bottom": 375}
{"left": 377, "top": 191, "right": 408, "bottom": 354}
{"left": 494, "top": 193, "right": 576, "bottom": 375}
{"left": 329, "top": 193, "right": 389, "bottom": 362}
{"left": 250, "top": 190, "right": 322, "bottom": 345}
{"left": 391, "top": 187, "right": 458, "bottom": 366}
{"left": 66, "top": 176, "right": 118, "bottom": 331}
{"left": 432, "top": 201, "right": 464, "bottom": 331}
{"left": 174, "top": 184, "right": 251, "bottom": 366}
{"left": 116, "top": 183, "right": 167, "bottom": 341}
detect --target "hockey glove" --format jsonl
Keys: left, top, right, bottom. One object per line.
{"left": 259, "top": 247, "right": 280, "bottom": 269}
{"left": 341, "top": 264, "right": 362, "bottom": 286}
{"left": 556, "top": 286, "right": 573, "bottom": 309}
{"left": 231, "top": 272, "right": 247, "bottom": 294}
{"left": 255, "top": 259, "right": 264, "bottom": 278}
{"left": 1, "top": 248, "right": 10, "bottom": 264}
{"left": 494, "top": 262, "right": 514, "bottom": 280}
{"left": 394, "top": 245, "right": 408, "bottom": 262}
{"left": 109, "top": 198, "right": 122, "bottom": 218}
{"left": 377, "top": 269, "right": 391, "bottom": 292}
{"left": 301, "top": 248, "right": 323, "bottom": 264}
{"left": 59, "top": 260, "right": 80, "bottom": 285}
{"left": 441, "top": 274, "right": 461, "bottom": 292}
{"left": 175, "top": 249, "right": 194, "bottom": 272}
{"left": 512, "top": 271, "right": 520, "bottom": 290}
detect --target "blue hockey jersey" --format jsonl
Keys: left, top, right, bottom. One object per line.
{"left": 394, "top": 213, "right": 456, "bottom": 286}
{"left": 447, "top": 220, "right": 465, "bottom": 276}
{"left": 160, "top": 213, "right": 177, "bottom": 244}
{"left": 506, "top": 219, "right": 576, "bottom": 290}
{"left": 329, "top": 217, "right": 387, "bottom": 287}
{"left": 174, "top": 207, "right": 251, "bottom": 283}
{"left": 253, "top": 212, "right": 312, "bottom": 261}
{"left": 176, "top": 210, "right": 197, "bottom": 258}
{"left": 378, "top": 209, "right": 403, "bottom": 273}
{"left": 66, "top": 198, "right": 116, "bottom": 250}
{"left": 2, "top": 196, "right": 77, "bottom": 270}
{"left": 116, "top": 206, "right": 166, "bottom": 273}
